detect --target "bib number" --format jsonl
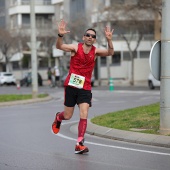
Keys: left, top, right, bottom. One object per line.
{"left": 68, "top": 73, "right": 85, "bottom": 89}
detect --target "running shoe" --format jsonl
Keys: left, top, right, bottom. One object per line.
{"left": 52, "top": 112, "right": 61, "bottom": 134}
{"left": 75, "top": 139, "right": 89, "bottom": 154}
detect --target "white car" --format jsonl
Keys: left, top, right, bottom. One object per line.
{"left": 0, "top": 72, "right": 16, "bottom": 85}
{"left": 148, "top": 73, "right": 160, "bottom": 89}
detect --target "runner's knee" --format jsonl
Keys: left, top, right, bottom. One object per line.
{"left": 80, "top": 111, "right": 88, "bottom": 119}
{"left": 64, "top": 110, "right": 73, "bottom": 120}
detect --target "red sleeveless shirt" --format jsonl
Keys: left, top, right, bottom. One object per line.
{"left": 64, "top": 43, "right": 96, "bottom": 90}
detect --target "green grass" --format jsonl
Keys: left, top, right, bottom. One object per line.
{"left": 91, "top": 103, "right": 160, "bottom": 134}
{"left": 0, "top": 94, "right": 48, "bottom": 102}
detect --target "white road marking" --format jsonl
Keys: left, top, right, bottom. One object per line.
{"left": 107, "top": 101, "right": 126, "bottom": 104}
{"left": 58, "top": 133, "right": 170, "bottom": 156}
{"left": 58, "top": 121, "right": 170, "bottom": 156}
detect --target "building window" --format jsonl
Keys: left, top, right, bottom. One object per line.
{"left": 12, "top": 61, "right": 20, "bottom": 70}
{"left": 11, "top": 0, "right": 18, "bottom": 6}
{"left": 39, "top": 57, "right": 48, "bottom": 68}
{"left": 43, "top": 0, "right": 51, "bottom": 5}
{"left": 22, "top": 14, "right": 30, "bottom": 28}
{"left": 101, "top": 57, "right": 106, "bottom": 66}
{"left": 36, "top": 14, "right": 52, "bottom": 29}
{"left": 140, "top": 51, "right": 150, "bottom": 58}
{"left": 122, "top": 51, "right": 138, "bottom": 61}
{"left": 21, "top": 0, "right": 30, "bottom": 5}
{"left": 22, "top": 55, "right": 30, "bottom": 69}
{"left": 111, "top": 52, "right": 121, "bottom": 65}
{"left": 70, "top": 0, "right": 85, "bottom": 21}
{"left": 0, "top": 17, "right": 5, "bottom": 27}
{"left": 123, "top": 52, "right": 131, "bottom": 61}
{"left": 110, "top": 0, "right": 125, "bottom": 5}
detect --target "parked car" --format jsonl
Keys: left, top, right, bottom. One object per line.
{"left": 61, "top": 73, "right": 95, "bottom": 87}
{"left": 148, "top": 73, "right": 160, "bottom": 89}
{"left": 0, "top": 72, "right": 16, "bottom": 85}
{"left": 20, "top": 72, "right": 43, "bottom": 86}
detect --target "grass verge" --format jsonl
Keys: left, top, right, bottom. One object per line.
{"left": 91, "top": 103, "right": 160, "bottom": 135}
{"left": 0, "top": 94, "right": 48, "bottom": 102}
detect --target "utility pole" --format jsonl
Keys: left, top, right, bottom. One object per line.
{"left": 106, "top": 0, "right": 111, "bottom": 87}
{"left": 106, "top": 21, "right": 111, "bottom": 81}
{"left": 160, "top": 0, "right": 170, "bottom": 134}
{"left": 93, "top": 0, "right": 101, "bottom": 86}
{"left": 30, "top": 0, "right": 38, "bottom": 98}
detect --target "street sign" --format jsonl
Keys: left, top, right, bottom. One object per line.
{"left": 149, "top": 40, "right": 161, "bottom": 81}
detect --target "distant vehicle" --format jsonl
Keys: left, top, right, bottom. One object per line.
{"left": 20, "top": 72, "right": 43, "bottom": 86}
{"left": 61, "top": 73, "right": 95, "bottom": 87}
{"left": 148, "top": 73, "right": 160, "bottom": 89}
{"left": 0, "top": 72, "right": 16, "bottom": 85}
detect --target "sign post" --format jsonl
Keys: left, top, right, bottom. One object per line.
{"left": 160, "top": 0, "right": 170, "bottom": 135}
{"left": 30, "top": 0, "right": 38, "bottom": 98}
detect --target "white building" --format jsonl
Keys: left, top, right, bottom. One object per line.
{"left": 52, "top": 0, "right": 161, "bottom": 85}
{"left": 0, "top": 0, "right": 56, "bottom": 80}
{"left": 0, "top": 0, "right": 161, "bottom": 85}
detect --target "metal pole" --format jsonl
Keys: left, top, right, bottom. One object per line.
{"left": 160, "top": 0, "right": 170, "bottom": 134}
{"left": 97, "top": 57, "right": 101, "bottom": 86}
{"left": 30, "top": 0, "right": 38, "bottom": 98}
{"left": 106, "top": 22, "right": 111, "bottom": 86}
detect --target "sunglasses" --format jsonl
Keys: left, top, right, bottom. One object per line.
{"left": 84, "top": 33, "right": 96, "bottom": 39}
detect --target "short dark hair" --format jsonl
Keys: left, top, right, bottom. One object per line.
{"left": 85, "top": 28, "right": 96, "bottom": 35}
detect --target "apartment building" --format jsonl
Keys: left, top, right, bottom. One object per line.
{"left": 91, "top": 0, "right": 161, "bottom": 85}
{"left": 52, "top": 0, "right": 161, "bottom": 85}
{"left": 52, "top": 0, "right": 95, "bottom": 74}
{"left": 0, "top": 0, "right": 161, "bottom": 84}
{"left": 0, "top": 0, "right": 56, "bottom": 79}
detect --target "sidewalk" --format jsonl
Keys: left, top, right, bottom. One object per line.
{"left": 86, "top": 120, "right": 170, "bottom": 148}
{"left": 0, "top": 95, "right": 52, "bottom": 107}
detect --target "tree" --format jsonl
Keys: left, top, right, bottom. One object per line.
{"left": 95, "top": 0, "right": 162, "bottom": 85}
{"left": 37, "top": 35, "right": 56, "bottom": 67}
{"left": 0, "top": 28, "right": 19, "bottom": 72}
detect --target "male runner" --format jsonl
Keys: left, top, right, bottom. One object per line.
{"left": 52, "top": 19, "right": 114, "bottom": 154}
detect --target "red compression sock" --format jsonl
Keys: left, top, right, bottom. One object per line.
{"left": 57, "top": 111, "right": 65, "bottom": 122}
{"left": 77, "top": 118, "right": 87, "bottom": 143}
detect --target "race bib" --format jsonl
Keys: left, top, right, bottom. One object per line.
{"left": 68, "top": 73, "right": 85, "bottom": 89}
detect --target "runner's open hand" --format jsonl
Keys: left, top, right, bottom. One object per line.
{"left": 104, "top": 26, "right": 114, "bottom": 41}
{"left": 57, "top": 19, "right": 70, "bottom": 35}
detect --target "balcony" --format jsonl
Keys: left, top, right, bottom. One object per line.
{"left": 10, "top": 0, "right": 52, "bottom": 6}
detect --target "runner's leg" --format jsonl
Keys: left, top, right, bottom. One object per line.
{"left": 75, "top": 103, "right": 89, "bottom": 154}
{"left": 77, "top": 103, "right": 89, "bottom": 143}
{"left": 52, "top": 107, "right": 74, "bottom": 134}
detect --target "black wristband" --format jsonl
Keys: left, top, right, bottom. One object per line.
{"left": 58, "top": 34, "right": 63, "bottom": 37}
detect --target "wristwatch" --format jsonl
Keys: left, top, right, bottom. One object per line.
{"left": 58, "top": 34, "right": 63, "bottom": 37}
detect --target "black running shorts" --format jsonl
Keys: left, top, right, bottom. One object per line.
{"left": 64, "top": 86, "right": 92, "bottom": 107}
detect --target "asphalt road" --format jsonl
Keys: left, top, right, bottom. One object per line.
{"left": 0, "top": 86, "right": 170, "bottom": 170}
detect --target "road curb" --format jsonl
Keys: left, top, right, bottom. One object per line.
{"left": 0, "top": 95, "right": 53, "bottom": 107}
{"left": 86, "top": 120, "right": 170, "bottom": 148}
